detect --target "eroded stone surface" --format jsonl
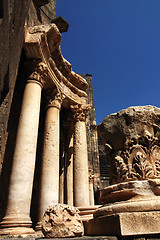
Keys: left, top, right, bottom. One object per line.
{"left": 42, "top": 204, "right": 84, "bottom": 238}
{"left": 100, "top": 179, "right": 160, "bottom": 204}
{"left": 85, "top": 211, "right": 160, "bottom": 236}
{"left": 91, "top": 106, "right": 160, "bottom": 237}
{"left": 98, "top": 106, "right": 160, "bottom": 184}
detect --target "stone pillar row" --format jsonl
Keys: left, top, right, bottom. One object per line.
{"left": 0, "top": 78, "right": 92, "bottom": 235}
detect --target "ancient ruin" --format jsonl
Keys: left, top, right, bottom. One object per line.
{"left": 0, "top": 0, "right": 100, "bottom": 237}
{"left": 42, "top": 204, "right": 84, "bottom": 238}
{"left": 85, "top": 106, "right": 160, "bottom": 236}
{"left": 1, "top": 1, "right": 160, "bottom": 239}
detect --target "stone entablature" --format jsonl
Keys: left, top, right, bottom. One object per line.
{"left": 24, "top": 24, "right": 88, "bottom": 106}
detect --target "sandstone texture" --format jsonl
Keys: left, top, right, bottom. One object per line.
{"left": 86, "top": 106, "right": 160, "bottom": 237}
{"left": 42, "top": 204, "right": 84, "bottom": 238}
{"left": 85, "top": 211, "right": 160, "bottom": 237}
{"left": 98, "top": 106, "right": 160, "bottom": 184}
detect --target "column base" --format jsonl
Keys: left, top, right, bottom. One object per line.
{"left": 35, "top": 222, "right": 45, "bottom": 237}
{"left": 0, "top": 216, "right": 35, "bottom": 236}
{"left": 78, "top": 205, "right": 101, "bottom": 221}
{"left": 84, "top": 211, "right": 160, "bottom": 236}
{"left": 0, "top": 227, "right": 35, "bottom": 237}
{"left": 35, "top": 221, "right": 42, "bottom": 231}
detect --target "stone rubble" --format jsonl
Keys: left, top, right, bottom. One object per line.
{"left": 42, "top": 204, "right": 84, "bottom": 238}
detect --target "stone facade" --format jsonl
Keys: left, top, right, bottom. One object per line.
{"left": 1, "top": 1, "right": 160, "bottom": 239}
{"left": 0, "top": 0, "right": 57, "bottom": 222}
{"left": 0, "top": 1, "right": 101, "bottom": 236}
{"left": 0, "top": 0, "right": 31, "bottom": 171}
{"left": 0, "top": 0, "right": 57, "bottom": 172}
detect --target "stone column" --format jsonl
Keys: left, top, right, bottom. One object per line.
{"left": 59, "top": 131, "right": 65, "bottom": 204}
{"left": 89, "top": 170, "right": 95, "bottom": 206}
{"left": 66, "top": 131, "right": 74, "bottom": 205}
{"left": 0, "top": 79, "right": 42, "bottom": 236}
{"left": 71, "top": 104, "right": 91, "bottom": 207}
{"left": 36, "top": 91, "right": 61, "bottom": 230}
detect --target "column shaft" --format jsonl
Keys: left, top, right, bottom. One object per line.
{"left": 59, "top": 151, "right": 65, "bottom": 204}
{"left": 0, "top": 80, "right": 42, "bottom": 235}
{"left": 36, "top": 94, "right": 61, "bottom": 230}
{"left": 66, "top": 134, "right": 74, "bottom": 205}
{"left": 89, "top": 179, "right": 95, "bottom": 206}
{"left": 73, "top": 120, "right": 90, "bottom": 207}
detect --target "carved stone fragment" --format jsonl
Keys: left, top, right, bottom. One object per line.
{"left": 42, "top": 204, "right": 84, "bottom": 238}
{"left": 98, "top": 106, "right": 160, "bottom": 184}
{"left": 85, "top": 106, "right": 160, "bottom": 237}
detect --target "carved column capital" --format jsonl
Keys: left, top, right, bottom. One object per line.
{"left": 46, "top": 90, "right": 62, "bottom": 110}
{"left": 28, "top": 62, "right": 48, "bottom": 88}
{"left": 70, "top": 104, "right": 91, "bottom": 122}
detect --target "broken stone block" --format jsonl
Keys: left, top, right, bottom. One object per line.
{"left": 42, "top": 204, "right": 84, "bottom": 238}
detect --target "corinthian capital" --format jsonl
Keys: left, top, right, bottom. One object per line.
{"left": 28, "top": 62, "right": 48, "bottom": 88}
{"left": 46, "top": 89, "right": 62, "bottom": 110}
{"left": 70, "top": 104, "right": 91, "bottom": 122}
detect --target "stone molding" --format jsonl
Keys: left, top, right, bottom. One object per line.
{"left": 70, "top": 104, "right": 91, "bottom": 122}
{"left": 27, "top": 79, "right": 43, "bottom": 88}
{"left": 24, "top": 24, "right": 89, "bottom": 106}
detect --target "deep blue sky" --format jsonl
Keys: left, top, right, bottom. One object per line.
{"left": 56, "top": 0, "right": 160, "bottom": 124}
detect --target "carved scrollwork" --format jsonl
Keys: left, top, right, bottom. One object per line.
{"left": 110, "top": 133, "right": 160, "bottom": 184}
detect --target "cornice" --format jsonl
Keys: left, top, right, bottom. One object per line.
{"left": 24, "top": 24, "right": 89, "bottom": 106}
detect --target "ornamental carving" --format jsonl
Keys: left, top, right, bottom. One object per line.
{"left": 98, "top": 106, "right": 160, "bottom": 184}
{"left": 70, "top": 104, "right": 91, "bottom": 122}
{"left": 29, "top": 62, "right": 48, "bottom": 87}
{"left": 24, "top": 24, "right": 89, "bottom": 105}
{"left": 46, "top": 89, "right": 62, "bottom": 110}
{"left": 112, "top": 139, "right": 160, "bottom": 184}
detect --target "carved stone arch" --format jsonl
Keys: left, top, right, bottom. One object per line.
{"left": 24, "top": 23, "right": 89, "bottom": 109}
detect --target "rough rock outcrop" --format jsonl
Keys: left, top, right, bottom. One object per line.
{"left": 98, "top": 106, "right": 160, "bottom": 184}
{"left": 42, "top": 204, "right": 84, "bottom": 238}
